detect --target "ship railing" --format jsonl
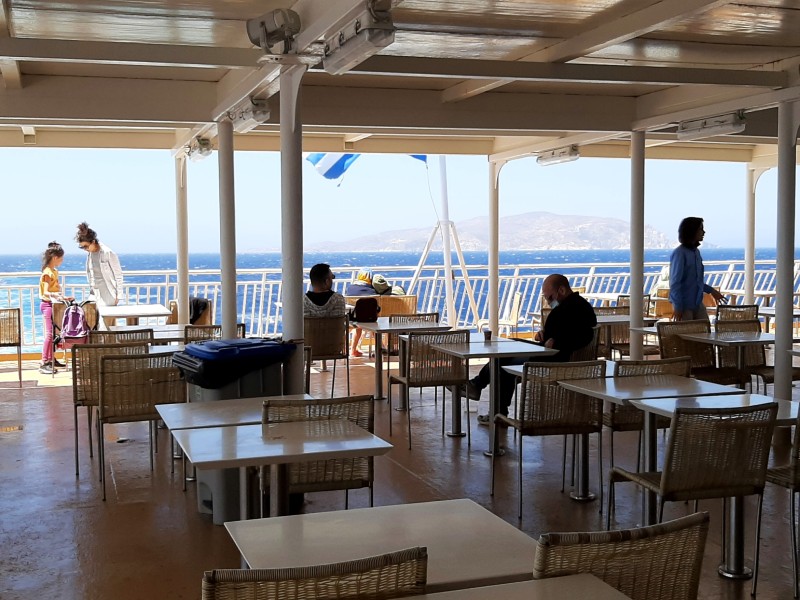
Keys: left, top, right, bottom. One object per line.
{"left": 0, "top": 259, "right": 794, "bottom": 353}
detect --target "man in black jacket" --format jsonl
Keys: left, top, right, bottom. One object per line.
{"left": 466, "top": 274, "right": 597, "bottom": 425}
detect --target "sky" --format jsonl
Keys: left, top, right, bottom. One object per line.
{"left": 0, "top": 146, "right": 794, "bottom": 255}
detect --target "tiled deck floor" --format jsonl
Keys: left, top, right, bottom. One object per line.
{"left": 0, "top": 355, "right": 797, "bottom": 599}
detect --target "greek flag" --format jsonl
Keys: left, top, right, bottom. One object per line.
{"left": 306, "top": 153, "right": 360, "bottom": 180}
{"left": 306, "top": 153, "right": 428, "bottom": 182}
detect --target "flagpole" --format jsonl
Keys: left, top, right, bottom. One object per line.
{"left": 438, "top": 155, "right": 457, "bottom": 326}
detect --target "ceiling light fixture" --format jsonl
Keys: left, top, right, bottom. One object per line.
{"left": 186, "top": 137, "right": 213, "bottom": 161}
{"left": 676, "top": 112, "right": 746, "bottom": 141}
{"left": 227, "top": 98, "right": 270, "bottom": 133}
{"left": 536, "top": 145, "right": 580, "bottom": 166}
{"left": 322, "top": 0, "right": 395, "bottom": 75}
{"left": 246, "top": 8, "right": 301, "bottom": 54}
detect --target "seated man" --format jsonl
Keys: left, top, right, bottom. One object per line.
{"left": 346, "top": 270, "right": 376, "bottom": 356}
{"left": 465, "top": 274, "right": 597, "bottom": 425}
{"left": 303, "top": 263, "right": 346, "bottom": 318}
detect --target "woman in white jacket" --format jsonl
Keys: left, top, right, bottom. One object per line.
{"left": 75, "top": 222, "right": 124, "bottom": 325}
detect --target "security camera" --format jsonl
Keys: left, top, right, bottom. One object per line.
{"left": 246, "top": 9, "right": 301, "bottom": 53}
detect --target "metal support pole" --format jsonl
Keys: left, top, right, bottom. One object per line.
{"left": 174, "top": 155, "right": 190, "bottom": 324}
{"left": 744, "top": 167, "right": 757, "bottom": 305}
{"left": 774, "top": 100, "right": 799, "bottom": 401}
{"left": 438, "top": 156, "right": 457, "bottom": 326}
{"left": 280, "top": 64, "right": 307, "bottom": 395}
{"left": 629, "top": 131, "right": 645, "bottom": 359}
{"left": 217, "top": 118, "right": 237, "bottom": 337}
{"left": 488, "top": 160, "right": 504, "bottom": 334}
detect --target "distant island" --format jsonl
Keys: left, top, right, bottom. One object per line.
{"left": 304, "top": 211, "right": 673, "bottom": 252}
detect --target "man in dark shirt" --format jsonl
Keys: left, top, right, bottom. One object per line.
{"left": 467, "top": 274, "right": 597, "bottom": 424}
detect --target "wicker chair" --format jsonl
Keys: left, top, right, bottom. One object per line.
{"left": 765, "top": 410, "right": 800, "bottom": 598}
{"left": 716, "top": 304, "right": 759, "bottom": 321}
{"left": 89, "top": 328, "right": 155, "bottom": 344}
{"left": 304, "top": 316, "right": 350, "bottom": 397}
{"left": 387, "top": 330, "right": 470, "bottom": 450}
{"left": 569, "top": 325, "right": 600, "bottom": 361}
{"left": 262, "top": 395, "right": 375, "bottom": 509}
{"left": 184, "top": 323, "right": 246, "bottom": 342}
{"left": 594, "top": 306, "right": 627, "bottom": 359}
{"left": 71, "top": 342, "right": 150, "bottom": 478}
{"left": 656, "top": 320, "right": 745, "bottom": 387}
{"left": 166, "top": 297, "right": 213, "bottom": 325}
{"left": 0, "top": 308, "right": 22, "bottom": 387}
{"left": 375, "top": 295, "right": 417, "bottom": 318}
{"left": 715, "top": 318, "right": 800, "bottom": 393}
{"left": 652, "top": 288, "right": 674, "bottom": 320}
{"left": 477, "top": 291, "right": 523, "bottom": 336}
{"left": 382, "top": 312, "right": 440, "bottom": 364}
{"left": 604, "top": 357, "right": 691, "bottom": 472}
{"left": 616, "top": 294, "right": 653, "bottom": 316}
{"left": 201, "top": 546, "right": 428, "bottom": 600}
{"left": 98, "top": 353, "right": 187, "bottom": 500}
{"left": 608, "top": 404, "right": 778, "bottom": 593}
{"left": 493, "top": 360, "right": 605, "bottom": 519}
{"left": 533, "top": 512, "right": 709, "bottom": 600}
{"left": 607, "top": 299, "right": 660, "bottom": 359}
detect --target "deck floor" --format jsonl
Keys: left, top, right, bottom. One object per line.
{"left": 0, "top": 355, "right": 798, "bottom": 599}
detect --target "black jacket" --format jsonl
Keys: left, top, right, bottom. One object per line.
{"left": 542, "top": 292, "right": 597, "bottom": 361}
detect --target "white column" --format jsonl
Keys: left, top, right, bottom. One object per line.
{"left": 773, "top": 100, "right": 799, "bottom": 401}
{"left": 629, "top": 131, "right": 645, "bottom": 359}
{"left": 217, "top": 118, "right": 237, "bottom": 337}
{"left": 744, "top": 166, "right": 768, "bottom": 305}
{"left": 438, "top": 155, "right": 457, "bottom": 326}
{"left": 488, "top": 160, "right": 503, "bottom": 333}
{"left": 174, "top": 155, "right": 190, "bottom": 324}
{"left": 280, "top": 64, "right": 307, "bottom": 394}
{"left": 744, "top": 167, "right": 756, "bottom": 304}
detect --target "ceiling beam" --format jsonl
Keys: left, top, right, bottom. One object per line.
{"left": 0, "top": 37, "right": 262, "bottom": 69}
{"left": 0, "top": 75, "right": 217, "bottom": 125}
{"left": 346, "top": 55, "right": 786, "bottom": 88}
{"left": 0, "top": 0, "right": 21, "bottom": 89}
{"left": 634, "top": 86, "right": 800, "bottom": 131}
{"left": 489, "top": 132, "right": 626, "bottom": 162}
{"left": 441, "top": 0, "right": 730, "bottom": 103}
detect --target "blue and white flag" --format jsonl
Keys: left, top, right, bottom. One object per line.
{"left": 306, "top": 153, "right": 360, "bottom": 180}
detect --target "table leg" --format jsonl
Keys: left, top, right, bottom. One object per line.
{"left": 642, "top": 411, "right": 657, "bottom": 525}
{"left": 269, "top": 464, "right": 289, "bottom": 517}
{"left": 719, "top": 496, "right": 753, "bottom": 579}
{"left": 447, "top": 384, "right": 465, "bottom": 437}
{"left": 374, "top": 332, "right": 384, "bottom": 401}
{"left": 569, "top": 433, "right": 596, "bottom": 502}
{"left": 483, "top": 359, "right": 504, "bottom": 457}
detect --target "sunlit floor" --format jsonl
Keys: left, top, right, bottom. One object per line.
{"left": 0, "top": 354, "right": 798, "bottom": 600}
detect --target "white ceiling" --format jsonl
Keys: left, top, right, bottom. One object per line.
{"left": 0, "top": 0, "right": 798, "bottom": 164}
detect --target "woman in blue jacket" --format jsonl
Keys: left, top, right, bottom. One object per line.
{"left": 669, "top": 217, "right": 725, "bottom": 320}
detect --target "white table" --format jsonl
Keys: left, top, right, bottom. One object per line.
{"left": 225, "top": 499, "right": 537, "bottom": 593}
{"left": 97, "top": 303, "right": 171, "bottom": 329}
{"left": 432, "top": 340, "right": 558, "bottom": 458}
{"left": 583, "top": 292, "right": 622, "bottom": 306}
{"left": 557, "top": 374, "right": 740, "bottom": 503}
{"left": 678, "top": 331, "right": 775, "bottom": 372}
{"left": 558, "top": 374, "right": 741, "bottom": 405}
{"left": 411, "top": 574, "right": 630, "bottom": 599}
{"left": 503, "top": 359, "right": 616, "bottom": 379}
{"left": 111, "top": 323, "right": 186, "bottom": 342}
{"left": 356, "top": 318, "right": 451, "bottom": 400}
{"left": 172, "top": 420, "right": 392, "bottom": 518}
{"left": 156, "top": 394, "right": 313, "bottom": 430}
{"left": 759, "top": 305, "right": 800, "bottom": 331}
{"left": 631, "top": 394, "right": 798, "bottom": 580}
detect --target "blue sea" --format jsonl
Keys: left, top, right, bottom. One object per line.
{"left": 0, "top": 247, "right": 780, "bottom": 275}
